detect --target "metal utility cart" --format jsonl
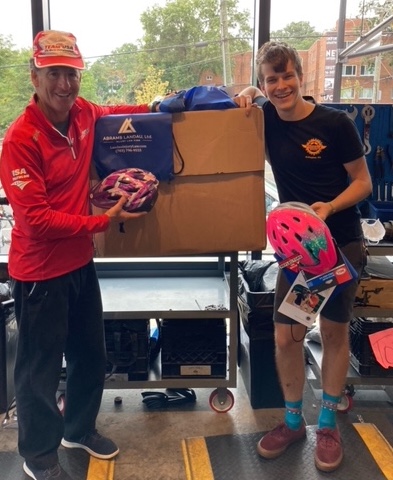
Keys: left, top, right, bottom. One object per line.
{"left": 96, "top": 253, "right": 239, "bottom": 412}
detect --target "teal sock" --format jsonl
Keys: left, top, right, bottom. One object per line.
{"left": 318, "top": 392, "right": 341, "bottom": 429}
{"left": 284, "top": 400, "right": 303, "bottom": 431}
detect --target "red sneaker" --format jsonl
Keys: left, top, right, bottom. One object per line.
{"left": 257, "top": 422, "right": 306, "bottom": 459}
{"left": 314, "top": 427, "right": 343, "bottom": 472}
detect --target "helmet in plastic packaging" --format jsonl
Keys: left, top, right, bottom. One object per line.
{"left": 266, "top": 201, "right": 337, "bottom": 275}
{"left": 90, "top": 168, "right": 159, "bottom": 213}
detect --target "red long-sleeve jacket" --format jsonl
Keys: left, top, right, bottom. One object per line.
{"left": 0, "top": 95, "right": 150, "bottom": 281}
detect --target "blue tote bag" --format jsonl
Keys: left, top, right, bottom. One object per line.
{"left": 93, "top": 112, "right": 174, "bottom": 181}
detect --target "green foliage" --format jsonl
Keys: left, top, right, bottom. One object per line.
{"left": 0, "top": 36, "right": 33, "bottom": 136}
{"left": 358, "top": 0, "right": 393, "bottom": 22}
{"left": 356, "top": 1, "right": 393, "bottom": 67}
{"left": 134, "top": 65, "right": 169, "bottom": 104}
{"left": 138, "top": 0, "right": 252, "bottom": 89}
{"left": 2, "top": 1, "right": 391, "bottom": 133}
{"left": 79, "top": 69, "right": 99, "bottom": 103}
{"left": 88, "top": 43, "right": 142, "bottom": 104}
{"left": 270, "top": 21, "right": 322, "bottom": 50}
{"left": 0, "top": 1, "right": 251, "bottom": 133}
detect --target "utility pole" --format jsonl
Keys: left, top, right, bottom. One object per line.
{"left": 333, "top": 0, "right": 347, "bottom": 102}
{"left": 372, "top": 53, "right": 382, "bottom": 103}
{"left": 220, "top": 0, "right": 232, "bottom": 86}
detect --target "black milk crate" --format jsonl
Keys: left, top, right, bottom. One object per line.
{"left": 104, "top": 319, "right": 150, "bottom": 380}
{"left": 349, "top": 316, "right": 393, "bottom": 377}
{"left": 161, "top": 318, "right": 227, "bottom": 379}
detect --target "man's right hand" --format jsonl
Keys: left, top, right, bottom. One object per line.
{"left": 104, "top": 196, "right": 148, "bottom": 222}
{"left": 234, "top": 86, "right": 265, "bottom": 116}
{"left": 233, "top": 94, "right": 253, "bottom": 115}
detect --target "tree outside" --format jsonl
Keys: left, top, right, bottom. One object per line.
{"left": 0, "top": 0, "right": 392, "bottom": 137}
{"left": 271, "top": 21, "right": 321, "bottom": 50}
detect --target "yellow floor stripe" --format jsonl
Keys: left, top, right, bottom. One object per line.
{"left": 353, "top": 423, "right": 393, "bottom": 480}
{"left": 182, "top": 437, "right": 214, "bottom": 480}
{"left": 86, "top": 457, "right": 115, "bottom": 480}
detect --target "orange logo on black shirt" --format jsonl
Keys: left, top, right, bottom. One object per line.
{"left": 302, "top": 138, "right": 327, "bottom": 156}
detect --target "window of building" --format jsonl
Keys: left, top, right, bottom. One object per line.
{"left": 341, "top": 87, "right": 355, "bottom": 99}
{"left": 206, "top": 75, "right": 213, "bottom": 81}
{"left": 359, "top": 87, "right": 373, "bottom": 99}
{"left": 342, "top": 65, "right": 357, "bottom": 76}
{"left": 360, "top": 64, "right": 375, "bottom": 76}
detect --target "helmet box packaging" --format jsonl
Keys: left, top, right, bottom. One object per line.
{"left": 92, "top": 108, "right": 265, "bottom": 257}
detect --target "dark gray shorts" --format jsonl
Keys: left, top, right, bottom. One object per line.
{"left": 274, "top": 239, "right": 367, "bottom": 324}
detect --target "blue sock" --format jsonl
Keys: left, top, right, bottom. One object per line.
{"left": 284, "top": 400, "right": 303, "bottom": 431}
{"left": 318, "top": 392, "right": 341, "bottom": 429}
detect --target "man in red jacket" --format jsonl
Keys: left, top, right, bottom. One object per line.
{"left": 0, "top": 30, "right": 161, "bottom": 480}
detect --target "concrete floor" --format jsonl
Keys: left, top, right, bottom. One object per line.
{"left": 1, "top": 367, "right": 393, "bottom": 480}
{"left": 0, "top": 377, "right": 285, "bottom": 480}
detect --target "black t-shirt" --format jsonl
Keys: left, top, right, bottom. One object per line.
{"left": 262, "top": 101, "right": 365, "bottom": 245}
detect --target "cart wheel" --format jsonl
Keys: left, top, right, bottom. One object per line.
{"left": 57, "top": 393, "right": 66, "bottom": 415}
{"left": 344, "top": 384, "right": 355, "bottom": 397}
{"left": 337, "top": 392, "right": 354, "bottom": 413}
{"left": 209, "top": 388, "right": 234, "bottom": 413}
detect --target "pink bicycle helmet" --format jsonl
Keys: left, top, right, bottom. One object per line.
{"left": 90, "top": 168, "right": 159, "bottom": 213}
{"left": 267, "top": 202, "right": 337, "bottom": 275}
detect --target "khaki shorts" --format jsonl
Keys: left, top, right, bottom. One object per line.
{"left": 274, "top": 239, "right": 367, "bottom": 324}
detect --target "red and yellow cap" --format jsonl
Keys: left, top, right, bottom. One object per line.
{"left": 33, "top": 30, "right": 85, "bottom": 70}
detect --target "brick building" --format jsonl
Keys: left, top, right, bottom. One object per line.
{"left": 302, "top": 18, "right": 393, "bottom": 104}
{"left": 199, "top": 18, "right": 393, "bottom": 104}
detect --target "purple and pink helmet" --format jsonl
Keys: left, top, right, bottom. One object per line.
{"left": 267, "top": 201, "right": 337, "bottom": 276}
{"left": 90, "top": 168, "right": 159, "bottom": 213}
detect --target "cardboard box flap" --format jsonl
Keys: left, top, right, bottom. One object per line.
{"left": 172, "top": 108, "right": 264, "bottom": 177}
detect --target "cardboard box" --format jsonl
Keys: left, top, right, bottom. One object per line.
{"left": 355, "top": 256, "right": 393, "bottom": 308}
{"left": 93, "top": 108, "right": 266, "bottom": 257}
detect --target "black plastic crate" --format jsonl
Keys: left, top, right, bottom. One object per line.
{"left": 105, "top": 319, "right": 150, "bottom": 380}
{"left": 349, "top": 316, "right": 393, "bottom": 377}
{"left": 237, "top": 261, "right": 284, "bottom": 409}
{"left": 161, "top": 319, "right": 227, "bottom": 378}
